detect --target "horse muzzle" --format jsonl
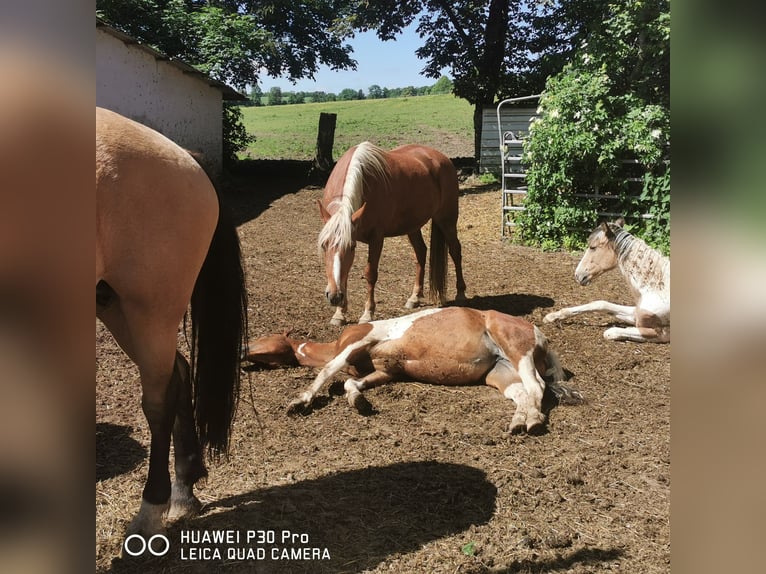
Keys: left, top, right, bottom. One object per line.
{"left": 325, "top": 289, "right": 345, "bottom": 307}
{"left": 575, "top": 272, "right": 591, "bottom": 286}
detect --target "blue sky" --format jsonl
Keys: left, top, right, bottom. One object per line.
{"left": 265, "top": 21, "right": 444, "bottom": 94}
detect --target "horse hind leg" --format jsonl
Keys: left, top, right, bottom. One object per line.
{"left": 99, "top": 301, "right": 182, "bottom": 537}
{"left": 432, "top": 219, "right": 467, "bottom": 303}
{"left": 167, "top": 352, "right": 207, "bottom": 522}
{"left": 405, "top": 230, "right": 427, "bottom": 309}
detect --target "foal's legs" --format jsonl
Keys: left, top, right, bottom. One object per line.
{"left": 544, "top": 301, "right": 636, "bottom": 325}
{"left": 405, "top": 230, "right": 427, "bottom": 309}
{"left": 360, "top": 237, "right": 383, "bottom": 323}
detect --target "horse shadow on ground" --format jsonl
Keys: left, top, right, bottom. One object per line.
{"left": 110, "top": 461, "right": 496, "bottom": 573}
{"left": 454, "top": 294, "right": 555, "bottom": 317}
{"left": 96, "top": 423, "right": 146, "bottom": 482}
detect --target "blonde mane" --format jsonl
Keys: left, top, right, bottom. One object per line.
{"left": 317, "top": 142, "right": 389, "bottom": 252}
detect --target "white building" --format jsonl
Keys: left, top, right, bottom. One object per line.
{"left": 96, "top": 19, "right": 245, "bottom": 176}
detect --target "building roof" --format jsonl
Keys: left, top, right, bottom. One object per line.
{"left": 96, "top": 18, "right": 246, "bottom": 101}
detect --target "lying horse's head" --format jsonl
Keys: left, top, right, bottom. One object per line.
{"left": 575, "top": 218, "right": 625, "bottom": 286}
{"left": 242, "top": 333, "right": 299, "bottom": 368}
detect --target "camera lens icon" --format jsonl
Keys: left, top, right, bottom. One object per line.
{"left": 123, "top": 533, "right": 170, "bottom": 557}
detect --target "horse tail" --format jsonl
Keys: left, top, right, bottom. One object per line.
{"left": 190, "top": 198, "right": 248, "bottom": 459}
{"left": 428, "top": 222, "right": 448, "bottom": 305}
{"left": 534, "top": 326, "right": 584, "bottom": 405}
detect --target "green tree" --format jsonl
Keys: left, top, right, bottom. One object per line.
{"left": 430, "top": 75, "right": 453, "bottom": 94}
{"left": 338, "top": 88, "right": 358, "bottom": 100}
{"left": 96, "top": 0, "right": 358, "bottom": 91}
{"left": 368, "top": 84, "right": 384, "bottom": 99}
{"left": 518, "top": 0, "right": 670, "bottom": 252}
{"left": 267, "top": 86, "right": 283, "bottom": 105}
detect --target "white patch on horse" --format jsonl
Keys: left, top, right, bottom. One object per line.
{"left": 333, "top": 253, "right": 341, "bottom": 290}
{"left": 296, "top": 343, "right": 307, "bottom": 357}
{"left": 371, "top": 308, "right": 443, "bottom": 341}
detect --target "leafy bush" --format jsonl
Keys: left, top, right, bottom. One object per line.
{"left": 222, "top": 103, "right": 255, "bottom": 168}
{"left": 518, "top": 1, "right": 670, "bottom": 254}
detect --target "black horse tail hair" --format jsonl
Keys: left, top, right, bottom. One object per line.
{"left": 188, "top": 162, "right": 248, "bottom": 459}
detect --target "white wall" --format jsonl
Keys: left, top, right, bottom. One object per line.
{"left": 96, "top": 27, "right": 223, "bottom": 175}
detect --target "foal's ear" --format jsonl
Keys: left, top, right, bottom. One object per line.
{"left": 614, "top": 217, "right": 626, "bottom": 228}
{"left": 317, "top": 199, "right": 331, "bottom": 222}
{"left": 351, "top": 202, "right": 367, "bottom": 226}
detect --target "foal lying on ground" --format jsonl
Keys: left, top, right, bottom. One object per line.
{"left": 243, "top": 307, "right": 580, "bottom": 434}
{"left": 544, "top": 219, "right": 670, "bottom": 343}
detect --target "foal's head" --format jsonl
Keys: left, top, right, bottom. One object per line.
{"left": 574, "top": 218, "right": 625, "bottom": 286}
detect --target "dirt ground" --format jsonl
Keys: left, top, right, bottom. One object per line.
{"left": 96, "top": 169, "right": 670, "bottom": 573}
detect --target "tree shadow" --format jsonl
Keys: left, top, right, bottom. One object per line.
{"left": 453, "top": 294, "right": 555, "bottom": 316}
{"left": 109, "top": 461, "right": 497, "bottom": 573}
{"left": 96, "top": 423, "right": 146, "bottom": 482}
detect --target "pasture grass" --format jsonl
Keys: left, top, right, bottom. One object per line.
{"left": 238, "top": 94, "right": 474, "bottom": 160}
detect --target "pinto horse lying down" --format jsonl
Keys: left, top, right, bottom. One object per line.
{"left": 244, "top": 307, "right": 580, "bottom": 434}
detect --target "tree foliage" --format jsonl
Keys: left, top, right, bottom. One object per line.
{"left": 96, "top": 0, "right": 357, "bottom": 91}
{"left": 518, "top": 0, "right": 670, "bottom": 253}
{"left": 350, "top": 0, "right": 610, "bottom": 157}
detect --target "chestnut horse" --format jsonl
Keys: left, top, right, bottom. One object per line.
{"left": 244, "top": 307, "right": 580, "bottom": 434}
{"left": 544, "top": 218, "right": 670, "bottom": 342}
{"left": 317, "top": 142, "right": 466, "bottom": 325}
{"left": 96, "top": 108, "right": 248, "bottom": 538}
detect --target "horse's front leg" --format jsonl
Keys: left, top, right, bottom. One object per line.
{"left": 343, "top": 369, "right": 394, "bottom": 412}
{"left": 544, "top": 301, "right": 636, "bottom": 325}
{"left": 405, "top": 231, "right": 427, "bottom": 309}
{"left": 360, "top": 237, "right": 383, "bottom": 323}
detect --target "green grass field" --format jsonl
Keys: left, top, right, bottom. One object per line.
{"left": 238, "top": 94, "right": 474, "bottom": 160}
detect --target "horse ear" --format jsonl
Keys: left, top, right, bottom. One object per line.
{"left": 614, "top": 217, "right": 625, "bottom": 228}
{"left": 317, "top": 199, "right": 331, "bottom": 222}
{"left": 600, "top": 221, "right": 614, "bottom": 238}
{"left": 351, "top": 202, "right": 367, "bottom": 226}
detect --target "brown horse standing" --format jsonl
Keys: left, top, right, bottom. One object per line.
{"left": 96, "top": 108, "right": 247, "bottom": 538}
{"left": 317, "top": 142, "right": 467, "bottom": 325}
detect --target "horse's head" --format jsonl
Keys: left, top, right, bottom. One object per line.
{"left": 320, "top": 239, "right": 356, "bottom": 307}
{"left": 574, "top": 218, "right": 624, "bottom": 285}
{"left": 317, "top": 201, "right": 366, "bottom": 308}
{"left": 242, "top": 333, "right": 299, "bottom": 367}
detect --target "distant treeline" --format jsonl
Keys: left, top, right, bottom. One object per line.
{"left": 243, "top": 75, "right": 453, "bottom": 106}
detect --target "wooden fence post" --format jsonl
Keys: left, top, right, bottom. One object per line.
{"left": 313, "top": 112, "right": 337, "bottom": 178}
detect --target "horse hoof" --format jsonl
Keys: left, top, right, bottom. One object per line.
{"left": 287, "top": 399, "right": 308, "bottom": 414}
{"left": 330, "top": 317, "right": 345, "bottom": 327}
{"left": 543, "top": 313, "right": 558, "bottom": 324}
{"left": 509, "top": 422, "right": 526, "bottom": 435}
{"left": 167, "top": 492, "right": 202, "bottom": 522}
